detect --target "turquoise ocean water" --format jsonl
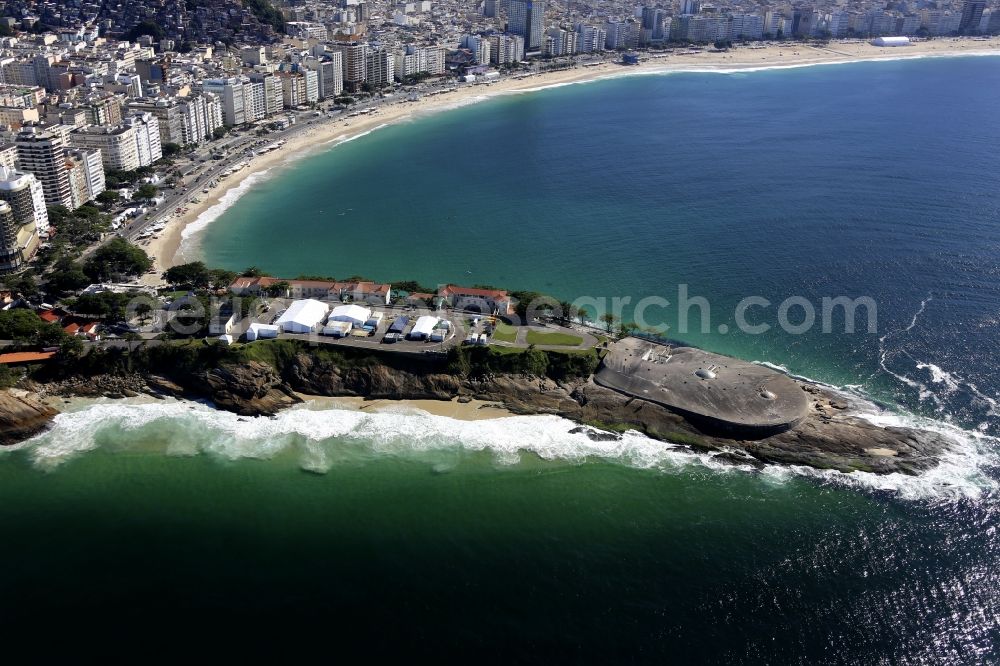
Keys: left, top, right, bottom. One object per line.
{"left": 3, "top": 57, "right": 1000, "bottom": 661}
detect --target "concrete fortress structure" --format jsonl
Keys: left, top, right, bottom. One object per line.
{"left": 595, "top": 338, "right": 810, "bottom": 437}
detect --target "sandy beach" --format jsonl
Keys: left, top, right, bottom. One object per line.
{"left": 144, "top": 37, "right": 1000, "bottom": 276}
{"left": 297, "top": 395, "right": 514, "bottom": 420}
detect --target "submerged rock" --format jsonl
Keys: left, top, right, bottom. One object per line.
{"left": 569, "top": 426, "right": 622, "bottom": 442}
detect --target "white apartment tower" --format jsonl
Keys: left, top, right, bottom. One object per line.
{"left": 15, "top": 125, "right": 74, "bottom": 209}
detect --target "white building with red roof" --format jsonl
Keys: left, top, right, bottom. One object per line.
{"left": 437, "top": 285, "right": 513, "bottom": 315}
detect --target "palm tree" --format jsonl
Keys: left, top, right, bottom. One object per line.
{"left": 600, "top": 313, "right": 618, "bottom": 333}
{"left": 618, "top": 321, "right": 639, "bottom": 338}
{"left": 559, "top": 301, "right": 579, "bottom": 324}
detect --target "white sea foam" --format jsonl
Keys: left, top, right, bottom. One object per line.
{"left": 8, "top": 395, "right": 995, "bottom": 501}
{"left": 745, "top": 357, "right": 998, "bottom": 500}
{"left": 840, "top": 408, "right": 998, "bottom": 501}
{"left": 317, "top": 123, "right": 391, "bottom": 150}
{"left": 751, "top": 360, "right": 827, "bottom": 386}
{"left": 877, "top": 293, "right": 939, "bottom": 404}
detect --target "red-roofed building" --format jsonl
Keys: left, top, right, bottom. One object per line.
{"left": 230, "top": 277, "right": 330, "bottom": 299}
{"left": 79, "top": 322, "right": 100, "bottom": 341}
{"left": 0, "top": 351, "right": 56, "bottom": 364}
{"left": 404, "top": 292, "right": 435, "bottom": 308}
{"left": 229, "top": 276, "right": 280, "bottom": 295}
{"left": 230, "top": 276, "right": 392, "bottom": 304}
{"left": 329, "top": 281, "right": 392, "bottom": 305}
{"left": 438, "top": 285, "right": 513, "bottom": 315}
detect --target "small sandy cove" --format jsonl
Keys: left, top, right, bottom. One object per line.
{"left": 145, "top": 37, "right": 1000, "bottom": 276}
{"left": 298, "top": 395, "right": 514, "bottom": 421}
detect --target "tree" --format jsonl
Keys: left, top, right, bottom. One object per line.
{"left": 391, "top": 280, "right": 436, "bottom": 295}
{"left": 0, "top": 309, "right": 46, "bottom": 342}
{"left": 70, "top": 292, "right": 132, "bottom": 320}
{"left": 171, "top": 293, "right": 212, "bottom": 336}
{"left": 96, "top": 190, "right": 121, "bottom": 206}
{"left": 208, "top": 268, "right": 237, "bottom": 289}
{"left": 46, "top": 205, "right": 71, "bottom": 227}
{"left": 134, "top": 303, "right": 152, "bottom": 324}
{"left": 600, "top": 313, "right": 618, "bottom": 333}
{"left": 0, "top": 364, "right": 16, "bottom": 389}
{"left": 619, "top": 321, "right": 639, "bottom": 338}
{"left": 558, "top": 301, "right": 579, "bottom": 325}
{"left": 47, "top": 258, "right": 91, "bottom": 294}
{"left": 125, "top": 20, "right": 163, "bottom": 42}
{"left": 212, "top": 126, "right": 228, "bottom": 140}
{"left": 164, "top": 261, "right": 212, "bottom": 288}
{"left": 161, "top": 142, "right": 183, "bottom": 158}
{"left": 243, "top": 0, "right": 286, "bottom": 32}
{"left": 3, "top": 271, "right": 39, "bottom": 300}
{"left": 262, "top": 281, "right": 289, "bottom": 297}
{"left": 133, "top": 183, "right": 158, "bottom": 201}
{"left": 83, "top": 238, "right": 152, "bottom": 282}
{"left": 59, "top": 333, "right": 84, "bottom": 360}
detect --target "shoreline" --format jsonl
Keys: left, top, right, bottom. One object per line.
{"left": 145, "top": 37, "right": 1000, "bottom": 275}
{"left": 19, "top": 345, "right": 961, "bottom": 477}
{"left": 45, "top": 392, "right": 515, "bottom": 422}
{"left": 294, "top": 394, "right": 515, "bottom": 421}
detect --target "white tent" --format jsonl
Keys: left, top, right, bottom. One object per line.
{"left": 246, "top": 323, "right": 279, "bottom": 341}
{"left": 408, "top": 316, "right": 439, "bottom": 340}
{"left": 275, "top": 299, "right": 330, "bottom": 333}
{"left": 328, "top": 304, "right": 372, "bottom": 326}
{"left": 872, "top": 36, "right": 910, "bottom": 46}
{"left": 322, "top": 321, "right": 352, "bottom": 337}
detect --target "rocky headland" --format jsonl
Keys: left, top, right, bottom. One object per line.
{"left": 5, "top": 341, "right": 952, "bottom": 476}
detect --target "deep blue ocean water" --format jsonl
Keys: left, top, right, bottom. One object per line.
{"left": 2, "top": 57, "right": 1000, "bottom": 661}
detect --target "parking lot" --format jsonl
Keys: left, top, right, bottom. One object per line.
{"left": 235, "top": 299, "right": 479, "bottom": 353}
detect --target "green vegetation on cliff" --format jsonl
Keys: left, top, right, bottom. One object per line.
{"left": 43, "top": 338, "right": 599, "bottom": 385}
{"left": 446, "top": 345, "right": 598, "bottom": 380}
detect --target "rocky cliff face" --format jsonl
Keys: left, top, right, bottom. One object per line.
{"left": 281, "top": 354, "right": 950, "bottom": 475}
{"left": 286, "top": 354, "right": 463, "bottom": 400}
{"left": 16, "top": 350, "right": 953, "bottom": 476}
{"left": 0, "top": 389, "right": 58, "bottom": 446}
{"left": 201, "top": 361, "right": 303, "bottom": 416}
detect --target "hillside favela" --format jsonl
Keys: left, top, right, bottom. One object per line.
{"left": 0, "top": 0, "right": 998, "bottom": 661}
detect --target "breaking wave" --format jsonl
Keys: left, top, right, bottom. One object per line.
{"left": 5, "top": 396, "right": 995, "bottom": 502}
{"left": 747, "top": 355, "right": 999, "bottom": 500}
